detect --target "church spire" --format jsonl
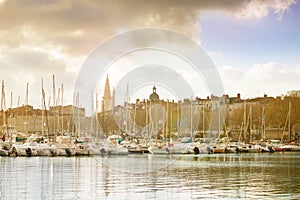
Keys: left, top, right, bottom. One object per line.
{"left": 103, "top": 74, "right": 111, "bottom": 99}
{"left": 101, "top": 74, "right": 114, "bottom": 112}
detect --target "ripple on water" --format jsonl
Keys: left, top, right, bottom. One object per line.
{"left": 1, "top": 153, "right": 300, "bottom": 199}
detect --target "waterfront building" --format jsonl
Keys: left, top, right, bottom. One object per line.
{"left": 288, "top": 90, "right": 300, "bottom": 98}
{"left": 96, "top": 83, "right": 300, "bottom": 141}
{"left": 0, "top": 105, "right": 87, "bottom": 138}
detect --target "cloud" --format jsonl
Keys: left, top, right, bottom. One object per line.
{"left": 0, "top": 0, "right": 295, "bottom": 54}
{"left": 218, "top": 66, "right": 246, "bottom": 95}
{"left": 0, "top": 46, "right": 77, "bottom": 108}
{"left": 0, "top": 0, "right": 297, "bottom": 109}
{"left": 234, "top": 0, "right": 296, "bottom": 20}
{"left": 0, "top": 0, "right": 295, "bottom": 56}
{"left": 219, "top": 62, "right": 300, "bottom": 98}
{"left": 219, "top": 66, "right": 245, "bottom": 81}
{"left": 248, "top": 62, "right": 291, "bottom": 80}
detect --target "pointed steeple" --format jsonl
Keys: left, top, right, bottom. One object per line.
{"left": 103, "top": 74, "right": 111, "bottom": 99}
{"left": 101, "top": 74, "right": 113, "bottom": 112}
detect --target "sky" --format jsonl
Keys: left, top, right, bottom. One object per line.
{"left": 0, "top": 0, "right": 299, "bottom": 114}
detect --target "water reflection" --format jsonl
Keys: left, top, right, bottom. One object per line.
{"left": 1, "top": 153, "right": 300, "bottom": 199}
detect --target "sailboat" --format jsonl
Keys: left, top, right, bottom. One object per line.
{"left": 276, "top": 102, "right": 300, "bottom": 152}
{"left": 235, "top": 101, "right": 270, "bottom": 153}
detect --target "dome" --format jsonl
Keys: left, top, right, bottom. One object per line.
{"left": 150, "top": 93, "right": 159, "bottom": 101}
{"left": 149, "top": 86, "right": 159, "bottom": 101}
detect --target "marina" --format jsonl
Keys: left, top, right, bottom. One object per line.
{"left": 2, "top": 133, "right": 300, "bottom": 157}
{"left": 1, "top": 77, "right": 300, "bottom": 158}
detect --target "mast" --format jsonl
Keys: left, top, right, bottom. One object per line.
{"left": 10, "top": 91, "right": 12, "bottom": 127}
{"left": 95, "top": 92, "right": 99, "bottom": 140}
{"left": 243, "top": 99, "right": 247, "bottom": 142}
{"left": 41, "top": 79, "right": 44, "bottom": 137}
{"left": 218, "top": 101, "right": 221, "bottom": 139}
{"left": 249, "top": 104, "right": 253, "bottom": 143}
{"left": 71, "top": 92, "right": 75, "bottom": 143}
{"left": 9, "top": 91, "right": 12, "bottom": 140}
{"left": 261, "top": 106, "right": 265, "bottom": 141}
{"left": 53, "top": 75, "right": 56, "bottom": 108}
{"left": 203, "top": 102, "right": 205, "bottom": 137}
{"left": 16, "top": 96, "right": 20, "bottom": 132}
{"left": 190, "top": 97, "right": 193, "bottom": 140}
{"left": 289, "top": 101, "right": 291, "bottom": 141}
{"left": 1, "top": 81, "right": 4, "bottom": 111}
{"left": 133, "top": 103, "right": 136, "bottom": 134}
{"left": 125, "top": 84, "right": 129, "bottom": 134}
{"left": 282, "top": 102, "right": 292, "bottom": 142}
{"left": 149, "top": 100, "right": 152, "bottom": 137}
{"left": 146, "top": 100, "right": 149, "bottom": 139}
{"left": 76, "top": 93, "right": 80, "bottom": 137}
{"left": 42, "top": 79, "right": 50, "bottom": 139}
{"left": 25, "top": 82, "right": 29, "bottom": 135}
{"left": 155, "top": 102, "right": 158, "bottom": 141}
{"left": 125, "top": 103, "right": 128, "bottom": 134}
{"left": 48, "top": 96, "right": 51, "bottom": 139}
{"left": 52, "top": 74, "right": 56, "bottom": 134}
{"left": 56, "top": 87, "right": 60, "bottom": 138}
{"left": 90, "top": 91, "right": 93, "bottom": 135}
{"left": 61, "top": 83, "right": 64, "bottom": 134}
{"left": 166, "top": 100, "right": 168, "bottom": 140}
{"left": 1, "top": 81, "right": 7, "bottom": 139}
{"left": 170, "top": 101, "right": 172, "bottom": 141}
{"left": 177, "top": 101, "right": 180, "bottom": 139}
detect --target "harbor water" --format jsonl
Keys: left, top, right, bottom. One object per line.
{"left": 1, "top": 153, "right": 300, "bottom": 199}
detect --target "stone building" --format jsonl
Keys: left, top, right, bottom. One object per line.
{"left": 0, "top": 105, "right": 86, "bottom": 137}
{"left": 101, "top": 74, "right": 115, "bottom": 112}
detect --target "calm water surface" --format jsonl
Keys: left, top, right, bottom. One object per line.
{"left": 1, "top": 153, "right": 300, "bottom": 199}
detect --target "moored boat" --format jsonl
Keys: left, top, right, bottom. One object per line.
{"left": 54, "top": 144, "right": 76, "bottom": 157}
{"left": 9, "top": 142, "right": 38, "bottom": 157}
{"left": 0, "top": 141, "right": 10, "bottom": 156}
{"left": 36, "top": 143, "right": 57, "bottom": 156}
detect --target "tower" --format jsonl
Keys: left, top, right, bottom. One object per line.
{"left": 149, "top": 85, "right": 159, "bottom": 101}
{"left": 101, "top": 74, "right": 114, "bottom": 112}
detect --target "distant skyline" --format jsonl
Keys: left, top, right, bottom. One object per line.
{"left": 0, "top": 0, "right": 299, "bottom": 111}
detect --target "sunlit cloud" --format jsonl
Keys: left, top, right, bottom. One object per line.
{"left": 219, "top": 62, "right": 300, "bottom": 98}
{"left": 235, "top": 0, "right": 296, "bottom": 20}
